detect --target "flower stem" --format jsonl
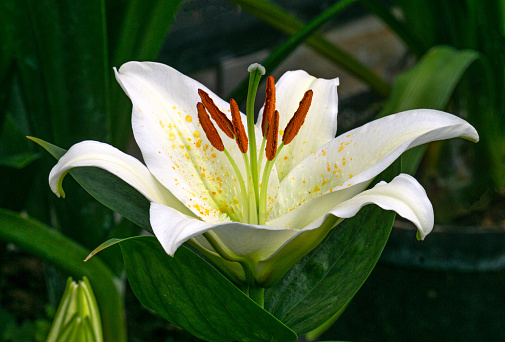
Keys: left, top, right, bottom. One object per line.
{"left": 248, "top": 286, "right": 264, "bottom": 308}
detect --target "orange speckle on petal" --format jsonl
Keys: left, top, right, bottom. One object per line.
{"left": 186, "top": 115, "right": 192, "bottom": 122}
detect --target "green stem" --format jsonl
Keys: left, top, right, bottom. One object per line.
{"left": 248, "top": 286, "right": 265, "bottom": 308}
{"left": 246, "top": 65, "right": 264, "bottom": 217}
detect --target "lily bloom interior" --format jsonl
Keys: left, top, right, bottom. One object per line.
{"left": 49, "top": 62, "right": 478, "bottom": 286}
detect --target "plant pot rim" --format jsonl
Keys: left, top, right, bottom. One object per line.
{"left": 379, "top": 220, "right": 505, "bottom": 272}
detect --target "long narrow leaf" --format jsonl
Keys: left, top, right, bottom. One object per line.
{"left": 227, "top": 0, "right": 358, "bottom": 104}
{"left": 378, "top": 46, "right": 478, "bottom": 174}
{"left": 227, "top": 0, "right": 390, "bottom": 96}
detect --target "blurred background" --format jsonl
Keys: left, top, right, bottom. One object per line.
{"left": 1, "top": 0, "right": 504, "bottom": 340}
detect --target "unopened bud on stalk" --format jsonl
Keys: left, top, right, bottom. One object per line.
{"left": 46, "top": 277, "right": 103, "bottom": 342}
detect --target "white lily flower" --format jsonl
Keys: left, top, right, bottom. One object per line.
{"left": 49, "top": 62, "right": 478, "bottom": 287}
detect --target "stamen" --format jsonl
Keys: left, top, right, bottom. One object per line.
{"left": 198, "top": 89, "right": 234, "bottom": 139}
{"left": 282, "top": 90, "right": 313, "bottom": 145}
{"left": 197, "top": 102, "right": 224, "bottom": 152}
{"left": 265, "top": 110, "right": 279, "bottom": 161}
{"left": 230, "top": 99, "right": 248, "bottom": 153}
{"left": 262, "top": 76, "right": 276, "bottom": 136}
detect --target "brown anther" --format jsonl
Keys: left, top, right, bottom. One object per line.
{"left": 282, "top": 89, "right": 313, "bottom": 145}
{"left": 262, "top": 76, "right": 276, "bottom": 136}
{"left": 265, "top": 110, "right": 279, "bottom": 161}
{"left": 198, "top": 89, "right": 234, "bottom": 139}
{"left": 230, "top": 99, "right": 248, "bottom": 153}
{"left": 197, "top": 102, "right": 224, "bottom": 152}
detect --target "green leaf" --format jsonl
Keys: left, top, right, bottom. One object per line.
{"left": 29, "top": 137, "right": 152, "bottom": 232}
{"left": 0, "top": 208, "right": 126, "bottom": 342}
{"left": 12, "top": 0, "right": 109, "bottom": 146}
{"left": 0, "top": 152, "right": 40, "bottom": 169}
{"left": 380, "top": 46, "right": 478, "bottom": 116}
{"left": 120, "top": 235, "right": 298, "bottom": 342}
{"left": 227, "top": 0, "right": 390, "bottom": 97}
{"left": 264, "top": 160, "right": 400, "bottom": 335}
{"left": 85, "top": 238, "right": 124, "bottom": 262}
{"left": 0, "top": 114, "right": 40, "bottom": 168}
{"left": 378, "top": 46, "right": 478, "bottom": 174}
{"left": 4, "top": 0, "right": 116, "bottom": 251}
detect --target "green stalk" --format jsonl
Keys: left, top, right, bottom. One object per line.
{"left": 203, "top": 231, "right": 255, "bottom": 285}
{"left": 248, "top": 286, "right": 265, "bottom": 308}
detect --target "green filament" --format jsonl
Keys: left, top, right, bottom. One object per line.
{"left": 223, "top": 148, "right": 248, "bottom": 222}
{"left": 259, "top": 143, "right": 284, "bottom": 225}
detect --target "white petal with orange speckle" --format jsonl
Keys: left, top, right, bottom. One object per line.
{"left": 49, "top": 141, "right": 194, "bottom": 216}
{"left": 116, "top": 62, "right": 265, "bottom": 222}
{"left": 150, "top": 202, "right": 297, "bottom": 259}
{"left": 271, "top": 109, "right": 479, "bottom": 220}
{"left": 328, "top": 174, "right": 434, "bottom": 239}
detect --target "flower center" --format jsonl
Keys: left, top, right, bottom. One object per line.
{"left": 196, "top": 64, "right": 313, "bottom": 225}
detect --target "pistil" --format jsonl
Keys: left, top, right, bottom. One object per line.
{"left": 245, "top": 64, "right": 265, "bottom": 222}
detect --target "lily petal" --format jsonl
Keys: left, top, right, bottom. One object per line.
{"left": 258, "top": 71, "right": 339, "bottom": 181}
{"left": 116, "top": 62, "right": 255, "bottom": 222}
{"left": 256, "top": 173, "right": 432, "bottom": 286}
{"left": 271, "top": 109, "right": 479, "bottom": 218}
{"left": 49, "top": 141, "right": 194, "bottom": 216}
{"left": 150, "top": 202, "right": 297, "bottom": 260}
{"left": 267, "top": 181, "right": 369, "bottom": 229}
{"left": 329, "top": 173, "right": 434, "bottom": 239}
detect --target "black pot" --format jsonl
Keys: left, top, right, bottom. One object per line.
{"left": 321, "top": 222, "right": 505, "bottom": 342}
